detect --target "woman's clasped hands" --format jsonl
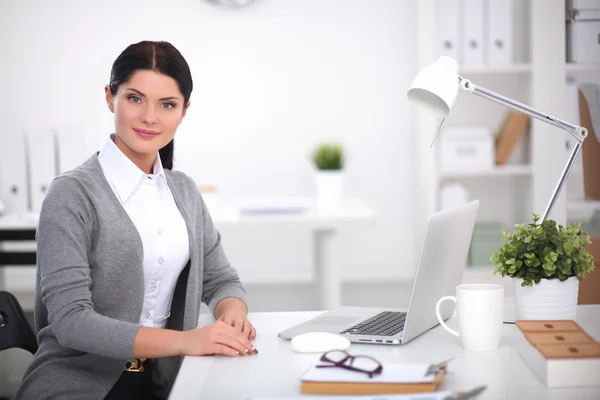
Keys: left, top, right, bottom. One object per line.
{"left": 181, "top": 306, "right": 258, "bottom": 357}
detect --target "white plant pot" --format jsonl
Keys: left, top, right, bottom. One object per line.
{"left": 513, "top": 276, "right": 579, "bottom": 320}
{"left": 315, "top": 171, "right": 343, "bottom": 209}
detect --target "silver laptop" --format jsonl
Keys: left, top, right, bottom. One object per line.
{"left": 278, "top": 200, "right": 479, "bottom": 345}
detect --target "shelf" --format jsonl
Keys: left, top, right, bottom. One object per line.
{"left": 566, "top": 63, "right": 600, "bottom": 73}
{"left": 440, "top": 165, "right": 532, "bottom": 179}
{"left": 459, "top": 64, "right": 532, "bottom": 76}
{"left": 568, "top": 199, "right": 600, "bottom": 212}
{"left": 567, "top": 199, "right": 600, "bottom": 222}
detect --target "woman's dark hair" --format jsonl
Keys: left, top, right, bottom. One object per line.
{"left": 109, "top": 41, "right": 193, "bottom": 170}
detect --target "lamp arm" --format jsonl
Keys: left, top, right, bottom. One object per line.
{"left": 457, "top": 76, "right": 589, "bottom": 223}
{"left": 458, "top": 76, "right": 588, "bottom": 143}
{"left": 539, "top": 143, "right": 582, "bottom": 222}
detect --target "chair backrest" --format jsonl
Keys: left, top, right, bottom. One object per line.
{"left": 0, "top": 291, "right": 38, "bottom": 354}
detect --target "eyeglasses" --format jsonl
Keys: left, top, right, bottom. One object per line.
{"left": 316, "top": 350, "right": 383, "bottom": 378}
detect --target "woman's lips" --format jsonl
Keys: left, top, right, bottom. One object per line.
{"left": 133, "top": 128, "right": 159, "bottom": 139}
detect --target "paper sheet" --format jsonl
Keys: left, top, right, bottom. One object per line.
{"left": 302, "top": 363, "right": 436, "bottom": 384}
{"left": 249, "top": 391, "right": 454, "bottom": 400}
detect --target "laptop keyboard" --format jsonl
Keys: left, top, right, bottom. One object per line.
{"left": 340, "top": 311, "right": 407, "bottom": 336}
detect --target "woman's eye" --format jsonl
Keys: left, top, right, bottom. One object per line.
{"left": 162, "top": 102, "right": 175, "bottom": 109}
{"left": 128, "top": 96, "right": 141, "bottom": 103}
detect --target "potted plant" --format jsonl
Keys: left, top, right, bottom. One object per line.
{"left": 491, "top": 214, "right": 595, "bottom": 320}
{"left": 311, "top": 143, "right": 345, "bottom": 208}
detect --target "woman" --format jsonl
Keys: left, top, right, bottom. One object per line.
{"left": 17, "top": 41, "right": 257, "bottom": 400}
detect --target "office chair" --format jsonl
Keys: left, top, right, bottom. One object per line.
{"left": 0, "top": 291, "right": 38, "bottom": 354}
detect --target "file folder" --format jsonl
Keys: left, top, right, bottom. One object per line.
{"left": 461, "top": 0, "right": 484, "bottom": 67}
{"left": 487, "top": 0, "right": 514, "bottom": 65}
{"left": 435, "top": 0, "right": 460, "bottom": 61}
{"left": 0, "top": 127, "right": 29, "bottom": 214}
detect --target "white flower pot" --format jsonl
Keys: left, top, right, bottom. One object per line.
{"left": 315, "top": 171, "right": 343, "bottom": 209}
{"left": 513, "top": 276, "right": 579, "bottom": 320}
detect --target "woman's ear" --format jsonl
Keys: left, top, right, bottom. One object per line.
{"left": 105, "top": 85, "right": 115, "bottom": 113}
{"left": 182, "top": 101, "right": 191, "bottom": 118}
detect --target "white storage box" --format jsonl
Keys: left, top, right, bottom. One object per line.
{"left": 439, "top": 127, "right": 494, "bottom": 172}
{"left": 566, "top": 0, "right": 600, "bottom": 63}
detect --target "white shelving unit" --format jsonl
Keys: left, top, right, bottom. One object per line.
{"left": 413, "top": 0, "right": 591, "bottom": 291}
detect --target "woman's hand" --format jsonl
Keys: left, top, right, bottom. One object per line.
{"left": 214, "top": 297, "right": 257, "bottom": 340}
{"left": 181, "top": 320, "right": 257, "bottom": 357}
{"left": 218, "top": 309, "right": 257, "bottom": 340}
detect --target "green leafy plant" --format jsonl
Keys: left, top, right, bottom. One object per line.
{"left": 312, "top": 143, "right": 344, "bottom": 171}
{"left": 491, "top": 213, "right": 595, "bottom": 287}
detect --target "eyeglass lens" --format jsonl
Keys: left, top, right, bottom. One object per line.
{"left": 324, "top": 350, "right": 380, "bottom": 373}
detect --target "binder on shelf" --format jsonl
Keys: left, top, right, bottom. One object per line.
{"left": 494, "top": 112, "right": 530, "bottom": 165}
{"left": 461, "top": 0, "right": 484, "bottom": 67}
{"left": 486, "top": 0, "right": 514, "bottom": 65}
{"left": 26, "top": 127, "right": 58, "bottom": 214}
{"left": 435, "top": 0, "right": 460, "bottom": 61}
{"left": 300, "top": 362, "right": 447, "bottom": 395}
{"left": 0, "top": 127, "right": 29, "bottom": 214}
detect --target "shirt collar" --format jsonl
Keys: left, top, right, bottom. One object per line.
{"left": 98, "top": 134, "right": 166, "bottom": 204}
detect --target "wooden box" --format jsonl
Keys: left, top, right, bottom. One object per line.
{"left": 514, "top": 320, "right": 600, "bottom": 387}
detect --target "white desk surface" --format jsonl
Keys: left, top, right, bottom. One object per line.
{"left": 170, "top": 305, "right": 600, "bottom": 400}
{"left": 209, "top": 198, "right": 375, "bottom": 229}
{"left": 0, "top": 198, "right": 375, "bottom": 230}
{"left": 0, "top": 213, "right": 38, "bottom": 230}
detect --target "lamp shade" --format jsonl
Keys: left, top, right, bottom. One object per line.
{"left": 407, "top": 56, "right": 460, "bottom": 117}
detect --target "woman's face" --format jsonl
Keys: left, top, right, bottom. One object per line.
{"left": 105, "top": 70, "right": 188, "bottom": 167}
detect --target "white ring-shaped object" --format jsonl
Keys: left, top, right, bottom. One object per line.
{"left": 460, "top": 78, "right": 474, "bottom": 92}
{"left": 576, "top": 126, "right": 588, "bottom": 140}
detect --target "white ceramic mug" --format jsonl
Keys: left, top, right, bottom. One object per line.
{"left": 435, "top": 283, "right": 504, "bottom": 352}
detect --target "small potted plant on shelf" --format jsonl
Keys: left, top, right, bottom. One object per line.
{"left": 491, "top": 213, "right": 595, "bottom": 320}
{"left": 311, "top": 143, "right": 345, "bottom": 208}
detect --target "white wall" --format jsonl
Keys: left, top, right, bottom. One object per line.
{"left": 0, "top": 0, "right": 418, "bottom": 286}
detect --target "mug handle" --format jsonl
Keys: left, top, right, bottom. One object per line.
{"left": 435, "top": 296, "right": 459, "bottom": 337}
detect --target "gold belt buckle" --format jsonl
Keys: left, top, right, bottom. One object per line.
{"left": 124, "top": 358, "right": 146, "bottom": 372}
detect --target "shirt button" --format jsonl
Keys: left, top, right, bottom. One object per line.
{"left": 157, "top": 229, "right": 162, "bottom": 235}
{"left": 158, "top": 258, "right": 164, "bottom": 264}
{"left": 145, "top": 312, "right": 151, "bottom": 319}
{"left": 151, "top": 285, "right": 157, "bottom": 292}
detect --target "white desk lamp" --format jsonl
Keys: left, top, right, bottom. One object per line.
{"left": 407, "top": 56, "right": 589, "bottom": 223}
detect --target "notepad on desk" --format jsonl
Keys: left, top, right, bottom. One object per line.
{"left": 301, "top": 363, "right": 446, "bottom": 395}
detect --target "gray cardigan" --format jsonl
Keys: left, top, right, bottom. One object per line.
{"left": 16, "top": 154, "right": 247, "bottom": 400}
